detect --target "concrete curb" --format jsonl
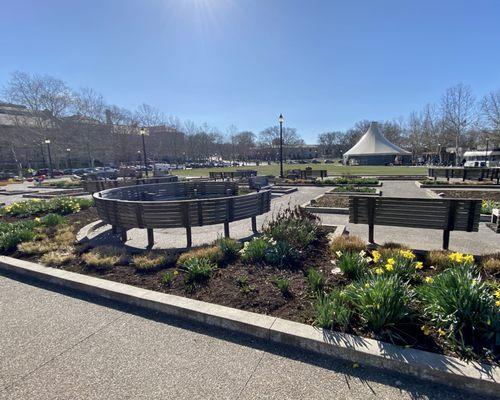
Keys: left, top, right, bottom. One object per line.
{"left": 0, "top": 256, "right": 498, "bottom": 396}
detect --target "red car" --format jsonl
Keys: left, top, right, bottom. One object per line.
{"left": 35, "top": 168, "right": 64, "bottom": 177}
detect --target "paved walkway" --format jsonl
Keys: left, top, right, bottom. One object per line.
{"left": 0, "top": 274, "right": 492, "bottom": 400}
{"left": 87, "top": 181, "right": 499, "bottom": 254}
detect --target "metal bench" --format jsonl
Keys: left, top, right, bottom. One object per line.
{"left": 349, "top": 196, "right": 481, "bottom": 249}
{"left": 249, "top": 176, "right": 271, "bottom": 191}
{"left": 83, "top": 176, "right": 179, "bottom": 193}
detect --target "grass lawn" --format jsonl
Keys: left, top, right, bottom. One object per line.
{"left": 174, "top": 163, "right": 428, "bottom": 177}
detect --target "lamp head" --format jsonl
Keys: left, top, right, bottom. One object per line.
{"left": 44, "top": 139, "right": 51, "bottom": 144}
{"left": 278, "top": 114, "right": 284, "bottom": 124}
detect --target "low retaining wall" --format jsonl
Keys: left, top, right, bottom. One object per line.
{"left": 0, "top": 255, "right": 497, "bottom": 396}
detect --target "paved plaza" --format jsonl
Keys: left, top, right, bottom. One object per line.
{"left": 0, "top": 273, "right": 494, "bottom": 400}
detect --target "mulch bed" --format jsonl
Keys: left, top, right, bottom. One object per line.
{"left": 310, "top": 195, "right": 349, "bottom": 208}
{"left": 434, "top": 190, "right": 500, "bottom": 202}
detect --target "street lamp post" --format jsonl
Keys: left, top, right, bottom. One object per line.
{"left": 66, "top": 148, "right": 72, "bottom": 170}
{"left": 140, "top": 127, "right": 149, "bottom": 177}
{"left": 485, "top": 137, "right": 490, "bottom": 166}
{"left": 44, "top": 139, "right": 53, "bottom": 178}
{"left": 278, "top": 114, "right": 284, "bottom": 178}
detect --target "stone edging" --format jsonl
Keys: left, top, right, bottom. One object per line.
{"left": 0, "top": 256, "right": 497, "bottom": 396}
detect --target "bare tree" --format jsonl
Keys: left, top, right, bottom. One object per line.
{"left": 481, "top": 90, "right": 500, "bottom": 144}
{"left": 440, "top": 83, "right": 477, "bottom": 163}
{"left": 259, "top": 126, "right": 304, "bottom": 147}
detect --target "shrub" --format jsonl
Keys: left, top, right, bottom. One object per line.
{"left": 40, "top": 213, "right": 66, "bottom": 227}
{"left": 215, "top": 237, "right": 241, "bottom": 262}
{"left": 314, "top": 290, "right": 353, "bottom": 331}
{"left": 265, "top": 240, "right": 299, "bottom": 267}
{"left": 322, "top": 177, "right": 379, "bottom": 185}
{"left": 40, "top": 249, "right": 76, "bottom": 266}
{"left": 417, "top": 265, "right": 498, "bottom": 357}
{"left": 177, "top": 246, "right": 223, "bottom": 267}
{"left": 264, "top": 206, "right": 318, "bottom": 250}
{"left": 345, "top": 275, "right": 412, "bottom": 333}
{"left": 240, "top": 237, "right": 272, "bottom": 263}
{"left": 482, "top": 200, "right": 500, "bottom": 215}
{"left": 132, "top": 252, "right": 167, "bottom": 271}
{"left": 330, "top": 185, "right": 376, "bottom": 193}
{"left": 0, "top": 220, "right": 37, "bottom": 253}
{"left": 307, "top": 268, "right": 325, "bottom": 294}
{"left": 54, "top": 226, "right": 76, "bottom": 245}
{"left": 181, "top": 257, "right": 215, "bottom": 287}
{"left": 330, "top": 235, "right": 365, "bottom": 254}
{"left": 274, "top": 276, "right": 291, "bottom": 295}
{"left": 335, "top": 250, "right": 370, "bottom": 280}
{"left": 0, "top": 197, "right": 93, "bottom": 217}
{"left": 82, "top": 246, "right": 127, "bottom": 270}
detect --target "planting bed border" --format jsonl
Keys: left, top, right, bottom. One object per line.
{"left": 300, "top": 194, "right": 349, "bottom": 214}
{"left": 416, "top": 181, "right": 500, "bottom": 189}
{"left": 326, "top": 188, "right": 382, "bottom": 196}
{"left": 0, "top": 255, "right": 498, "bottom": 396}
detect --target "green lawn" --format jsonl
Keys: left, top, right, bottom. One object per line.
{"left": 173, "top": 163, "right": 428, "bottom": 177}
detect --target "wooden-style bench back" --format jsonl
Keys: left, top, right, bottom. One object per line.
{"left": 349, "top": 196, "right": 481, "bottom": 249}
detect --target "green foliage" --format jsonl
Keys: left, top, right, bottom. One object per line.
{"left": 236, "top": 275, "right": 254, "bottom": 294}
{"left": 314, "top": 290, "right": 353, "bottom": 331}
{"left": 265, "top": 240, "right": 299, "bottom": 267}
{"left": 240, "top": 237, "right": 272, "bottom": 263}
{"left": 216, "top": 237, "right": 242, "bottom": 262}
{"left": 345, "top": 275, "right": 412, "bottom": 333}
{"left": 40, "top": 213, "right": 67, "bottom": 227}
{"left": 372, "top": 249, "right": 420, "bottom": 281}
{"left": 177, "top": 246, "right": 223, "bottom": 267}
{"left": 161, "top": 271, "right": 173, "bottom": 286}
{"left": 0, "top": 220, "right": 37, "bottom": 253}
{"left": 264, "top": 206, "right": 318, "bottom": 250}
{"left": 181, "top": 257, "right": 215, "bottom": 287}
{"left": 481, "top": 200, "right": 500, "bottom": 215}
{"left": 1, "top": 197, "right": 93, "bottom": 217}
{"left": 336, "top": 251, "right": 370, "bottom": 280}
{"left": 330, "top": 185, "right": 376, "bottom": 193}
{"left": 274, "top": 276, "right": 291, "bottom": 295}
{"left": 307, "top": 268, "right": 325, "bottom": 294}
{"left": 417, "top": 265, "right": 498, "bottom": 357}
{"left": 322, "top": 177, "right": 379, "bottom": 185}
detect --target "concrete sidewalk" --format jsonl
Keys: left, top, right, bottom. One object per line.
{"left": 0, "top": 273, "right": 493, "bottom": 400}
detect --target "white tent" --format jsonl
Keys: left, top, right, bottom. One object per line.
{"left": 344, "top": 121, "right": 410, "bottom": 156}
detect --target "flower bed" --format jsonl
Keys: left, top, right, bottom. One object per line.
{"left": 1, "top": 203, "right": 499, "bottom": 364}
{"left": 0, "top": 197, "right": 93, "bottom": 218}
{"left": 433, "top": 190, "right": 500, "bottom": 215}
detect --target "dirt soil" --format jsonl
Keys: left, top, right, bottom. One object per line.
{"left": 434, "top": 190, "right": 500, "bottom": 202}
{"left": 310, "top": 194, "right": 349, "bottom": 208}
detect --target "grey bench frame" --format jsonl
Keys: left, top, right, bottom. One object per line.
{"left": 285, "top": 169, "right": 328, "bottom": 180}
{"left": 349, "top": 196, "right": 481, "bottom": 249}
{"left": 83, "top": 176, "right": 179, "bottom": 194}
{"left": 93, "top": 181, "right": 271, "bottom": 248}
{"left": 209, "top": 170, "right": 258, "bottom": 181}
{"left": 428, "top": 167, "right": 500, "bottom": 183}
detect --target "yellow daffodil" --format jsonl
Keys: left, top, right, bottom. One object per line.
{"left": 400, "top": 249, "right": 416, "bottom": 260}
{"left": 387, "top": 258, "right": 395, "bottom": 265}
{"left": 173, "top": 270, "right": 179, "bottom": 276}
{"left": 496, "top": 300, "right": 500, "bottom": 307}
{"left": 385, "top": 263, "right": 394, "bottom": 272}
{"left": 34, "top": 217, "right": 41, "bottom": 223}
{"left": 364, "top": 283, "right": 370, "bottom": 288}
{"left": 494, "top": 289, "right": 500, "bottom": 299}
{"left": 415, "top": 261, "right": 423, "bottom": 270}
{"left": 421, "top": 325, "right": 430, "bottom": 336}
{"left": 424, "top": 277, "right": 434, "bottom": 284}
{"left": 437, "top": 328, "right": 446, "bottom": 336}
{"left": 448, "top": 252, "right": 464, "bottom": 263}
{"left": 352, "top": 363, "right": 360, "bottom": 368}
{"left": 335, "top": 250, "right": 343, "bottom": 258}
{"left": 375, "top": 268, "right": 384, "bottom": 275}
{"left": 463, "top": 254, "right": 474, "bottom": 264}
{"left": 371, "top": 250, "right": 381, "bottom": 263}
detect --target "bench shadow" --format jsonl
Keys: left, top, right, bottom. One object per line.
{"left": 0, "top": 269, "right": 496, "bottom": 400}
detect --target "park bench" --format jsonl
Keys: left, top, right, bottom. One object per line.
{"left": 285, "top": 168, "right": 328, "bottom": 180}
{"left": 349, "top": 196, "right": 481, "bottom": 249}
{"left": 428, "top": 167, "right": 500, "bottom": 184}
{"left": 209, "top": 170, "right": 257, "bottom": 181}
{"left": 249, "top": 176, "right": 271, "bottom": 191}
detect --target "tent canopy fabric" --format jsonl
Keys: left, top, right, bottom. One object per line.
{"left": 344, "top": 122, "right": 411, "bottom": 156}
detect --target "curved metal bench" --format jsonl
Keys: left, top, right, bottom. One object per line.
{"left": 93, "top": 181, "right": 271, "bottom": 248}
{"left": 83, "top": 175, "right": 179, "bottom": 193}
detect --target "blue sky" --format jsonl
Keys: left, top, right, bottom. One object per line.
{"left": 1, "top": 0, "right": 499, "bottom": 143}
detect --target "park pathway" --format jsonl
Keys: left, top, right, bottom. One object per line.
{"left": 0, "top": 274, "right": 492, "bottom": 400}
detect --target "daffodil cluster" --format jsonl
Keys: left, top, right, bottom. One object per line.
{"left": 448, "top": 252, "right": 474, "bottom": 265}
{"left": 370, "top": 249, "right": 422, "bottom": 280}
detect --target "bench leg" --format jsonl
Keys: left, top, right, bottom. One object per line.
{"left": 368, "top": 224, "right": 374, "bottom": 244}
{"left": 120, "top": 228, "right": 128, "bottom": 243}
{"left": 224, "top": 222, "right": 230, "bottom": 238}
{"left": 186, "top": 227, "right": 192, "bottom": 248}
{"left": 112, "top": 225, "right": 118, "bottom": 234}
{"left": 251, "top": 216, "right": 258, "bottom": 234}
{"left": 442, "top": 230, "right": 450, "bottom": 250}
{"left": 147, "top": 228, "right": 154, "bottom": 249}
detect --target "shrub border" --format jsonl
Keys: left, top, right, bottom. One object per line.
{"left": 0, "top": 255, "right": 497, "bottom": 396}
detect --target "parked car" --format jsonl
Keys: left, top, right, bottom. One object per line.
{"left": 311, "top": 159, "right": 321, "bottom": 164}
{"left": 35, "top": 168, "right": 64, "bottom": 177}
{"left": 324, "top": 159, "right": 333, "bottom": 164}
